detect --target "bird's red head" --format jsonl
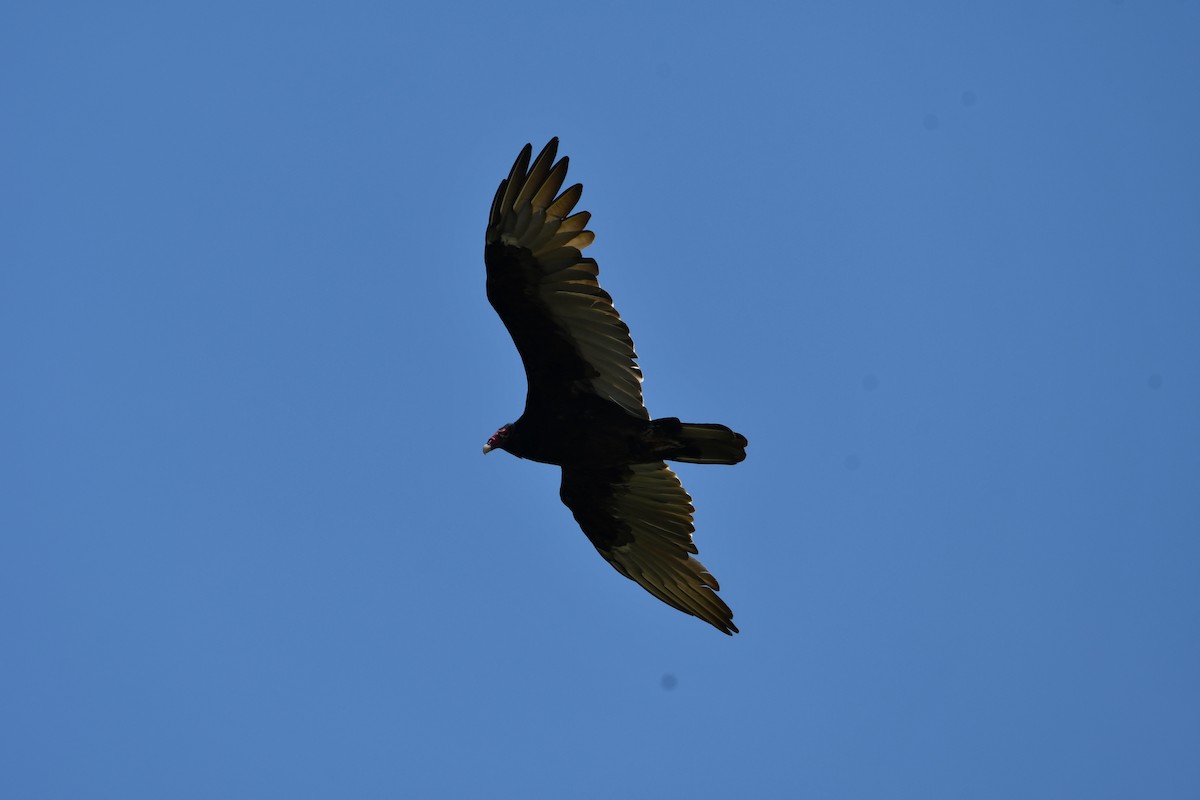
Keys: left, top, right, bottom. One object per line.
{"left": 482, "top": 424, "right": 511, "bottom": 454}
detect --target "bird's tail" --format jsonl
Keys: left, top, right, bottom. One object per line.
{"left": 652, "top": 418, "right": 748, "bottom": 465}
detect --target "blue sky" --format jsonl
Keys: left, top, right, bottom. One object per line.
{"left": 3, "top": 2, "right": 1198, "bottom": 797}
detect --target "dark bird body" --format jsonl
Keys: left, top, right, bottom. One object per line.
{"left": 483, "top": 139, "right": 747, "bottom": 635}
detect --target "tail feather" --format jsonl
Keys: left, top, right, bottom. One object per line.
{"left": 653, "top": 418, "right": 748, "bottom": 465}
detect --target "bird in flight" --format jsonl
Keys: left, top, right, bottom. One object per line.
{"left": 482, "top": 139, "right": 747, "bottom": 635}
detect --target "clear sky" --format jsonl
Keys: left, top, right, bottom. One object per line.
{"left": 3, "top": 2, "right": 1198, "bottom": 798}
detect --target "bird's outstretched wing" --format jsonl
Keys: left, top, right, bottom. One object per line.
{"left": 485, "top": 138, "right": 647, "bottom": 419}
{"left": 559, "top": 462, "right": 737, "bottom": 634}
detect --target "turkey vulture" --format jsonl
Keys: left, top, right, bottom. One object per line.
{"left": 483, "top": 138, "right": 747, "bottom": 635}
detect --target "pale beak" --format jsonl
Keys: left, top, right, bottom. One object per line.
{"left": 482, "top": 444, "right": 494, "bottom": 454}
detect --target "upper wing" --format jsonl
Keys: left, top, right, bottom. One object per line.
{"left": 485, "top": 139, "right": 647, "bottom": 419}
{"left": 559, "top": 462, "right": 737, "bottom": 635}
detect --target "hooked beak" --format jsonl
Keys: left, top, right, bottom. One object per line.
{"left": 482, "top": 443, "right": 494, "bottom": 454}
